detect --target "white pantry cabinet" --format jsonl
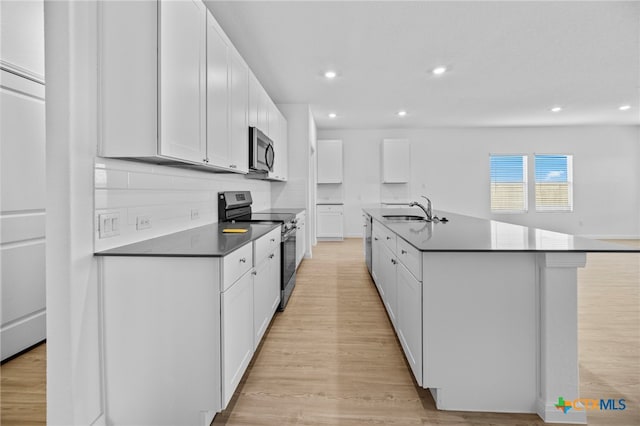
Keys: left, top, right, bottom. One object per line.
{"left": 317, "top": 140, "right": 343, "bottom": 183}
{"left": 316, "top": 205, "right": 344, "bottom": 240}
{"left": 0, "top": 11, "right": 47, "bottom": 360}
{"left": 381, "top": 139, "right": 411, "bottom": 183}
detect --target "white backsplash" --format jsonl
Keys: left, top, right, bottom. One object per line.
{"left": 316, "top": 183, "right": 344, "bottom": 204}
{"left": 94, "top": 158, "right": 271, "bottom": 251}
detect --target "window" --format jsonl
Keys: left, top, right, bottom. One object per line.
{"left": 535, "top": 155, "right": 573, "bottom": 212}
{"left": 490, "top": 155, "right": 528, "bottom": 212}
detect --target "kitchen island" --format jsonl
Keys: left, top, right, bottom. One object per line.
{"left": 363, "top": 207, "right": 639, "bottom": 424}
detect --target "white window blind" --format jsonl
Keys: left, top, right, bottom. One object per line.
{"left": 535, "top": 155, "right": 573, "bottom": 212}
{"left": 490, "top": 155, "right": 528, "bottom": 212}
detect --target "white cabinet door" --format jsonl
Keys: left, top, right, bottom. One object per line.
{"left": 381, "top": 139, "right": 410, "bottom": 183}
{"left": 158, "top": 0, "right": 207, "bottom": 163}
{"left": 316, "top": 205, "right": 344, "bottom": 239}
{"left": 380, "top": 243, "right": 397, "bottom": 327}
{"left": 268, "top": 249, "right": 281, "bottom": 314}
{"left": 268, "top": 98, "right": 279, "bottom": 140}
{"left": 295, "top": 212, "right": 306, "bottom": 267}
{"left": 0, "top": 0, "right": 45, "bottom": 81}
{"left": 221, "top": 269, "right": 254, "bottom": 408}
{"left": 269, "top": 108, "right": 288, "bottom": 181}
{"left": 205, "top": 11, "right": 229, "bottom": 167}
{"left": 257, "top": 84, "right": 269, "bottom": 133}
{"left": 371, "top": 230, "right": 383, "bottom": 293}
{"left": 229, "top": 48, "right": 249, "bottom": 173}
{"left": 248, "top": 71, "right": 259, "bottom": 128}
{"left": 0, "top": 70, "right": 46, "bottom": 361}
{"left": 317, "top": 139, "right": 343, "bottom": 183}
{"left": 253, "top": 248, "right": 280, "bottom": 349}
{"left": 397, "top": 262, "right": 423, "bottom": 385}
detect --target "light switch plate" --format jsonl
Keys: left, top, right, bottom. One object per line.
{"left": 99, "top": 213, "right": 120, "bottom": 238}
{"left": 136, "top": 216, "right": 151, "bottom": 230}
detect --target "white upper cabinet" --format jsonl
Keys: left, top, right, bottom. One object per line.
{"left": 229, "top": 49, "right": 249, "bottom": 173}
{"left": 268, "top": 106, "right": 288, "bottom": 181}
{"left": 381, "top": 139, "right": 410, "bottom": 183}
{"left": 205, "top": 10, "right": 229, "bottom": 167}
{"left": 98, "top": 0, "right": 266, "bottom": 175}
{"left": 317, "top": 139, "right": 343, "bottom": 183}
{"left": 248, "top": 71, "right": 260, "bottom": 128}
{"left": 158, "top": 0, "right": 207, "bottom": 163}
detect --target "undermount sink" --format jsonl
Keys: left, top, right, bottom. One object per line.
{"left": 383, "top": 215, "right": 429, "bottom": 221}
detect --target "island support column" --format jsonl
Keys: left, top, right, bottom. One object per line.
{"left": 537, "top": 252, "right": 587, "bottom": 424}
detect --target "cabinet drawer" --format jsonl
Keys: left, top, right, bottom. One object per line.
{"left": 316, "top": 204, "right": 343, "bottom": 213}
{"left": 374, "top": 221, "right": 397, "bottom": 253}
{"left": 397, "top": 237, "right": 422, "bottom": 281}
{"left": 254, "top": 227, "right": 281, "bottom": 264}
{"left": 222, "top": 243, "right": 253, "bottom": 292}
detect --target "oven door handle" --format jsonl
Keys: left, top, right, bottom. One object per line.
{"left": 282, "top": 228, "right": 296, "bottom": 241}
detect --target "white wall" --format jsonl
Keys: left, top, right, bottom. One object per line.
{"left": 95, "top": 159, "right": 271, "bottom": 252}
{"left": 318, "top": 126, "right": 640, "bottom": 239}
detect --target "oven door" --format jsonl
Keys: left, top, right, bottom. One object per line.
{"left": 281, "top": 226, "right": 296, "bottom": 287}
{"left": 249, "top": 127, "right": 275, "bottom": 172}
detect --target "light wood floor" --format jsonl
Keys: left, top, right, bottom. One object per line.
{"left": 2, "top": 239, "right": 638, "bottom": 425}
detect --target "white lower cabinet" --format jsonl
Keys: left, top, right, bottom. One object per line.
{"left": 370, "top": 219, "right": 422, "bottom": 385}
{"left": 396, "top": 262, "right": 423, "bottom": 386}
{"left": 221, "top": 269, "right": 254, "bottom": 408}
{"left": 101, "top": 257, "right": 221, "bottom": 426}
{"left": 316, "top": 205, "right": 344, "bottom": 240}
{"left": 252, "top": 230, "right": 281, "bottom": 348}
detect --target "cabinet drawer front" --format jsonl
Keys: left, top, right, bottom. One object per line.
{"left": 374, "top": 222, "right": 397, "bottom": 253}
{"left": 397, "top": 238, "right": 422, "bottom": 281}
{"left": 222, "top": 243, "right": 253, "bottom": 291}
{"left": 254, "top": 227, "right": 281, "bottom": 264}
{"left": 317, "top": 205, "right": 343, "bottom": 213}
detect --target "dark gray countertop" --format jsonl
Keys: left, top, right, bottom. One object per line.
{"left": 364, "top": 207, "right": 640, "bottom": 253}
{"left": 258, "top": 208, "right": 306, "bottom": 215}
{"left": 94, "top": 222, "right": 280, "bottom": 257}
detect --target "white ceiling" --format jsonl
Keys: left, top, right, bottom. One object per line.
{"left": 206, "top": 1, "right": 640, "bottom": 130}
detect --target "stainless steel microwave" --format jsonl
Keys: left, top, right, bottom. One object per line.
{"left": 249, "top": 127, "right": 274, "bottom": 172}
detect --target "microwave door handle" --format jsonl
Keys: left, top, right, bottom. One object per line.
{"left": 266, "top": 143, "right": 275, "bottom": 171}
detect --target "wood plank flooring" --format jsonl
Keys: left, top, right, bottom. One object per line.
{"left": 1, "top": 239, "right": 638, "bottom": 425}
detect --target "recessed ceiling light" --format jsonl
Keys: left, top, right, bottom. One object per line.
{"left": 619, "top": 105, "right": 631, "bottom": 111}
{"left": 397, "top": 110, "right": 407, "bottom": 117}
{"left": 324, "top": 70, "right": 337, "bottom": 79}
{"left": 432, "top": 66, "right": 447, "bottom": 75}
{"left": 550, "top": 106, "right": 563, "bottom": 113}
{"left": 328, "top": 113, "right": 337, "bottom": 118}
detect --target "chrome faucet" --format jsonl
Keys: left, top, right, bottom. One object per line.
{"left": 409, "top": 196, "right": 433, "bottom": 221}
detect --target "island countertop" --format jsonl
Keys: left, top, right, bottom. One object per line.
{"left": 94, "top": 222, "right": 281, "bottom": 257}
{"left": 364, "top": 207, "right": 639, "bottom": 253}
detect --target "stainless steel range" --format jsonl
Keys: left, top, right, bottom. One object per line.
{"left": 218, "top": 191, "right": 297, "bottom": 310}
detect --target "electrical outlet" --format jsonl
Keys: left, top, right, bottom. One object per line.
{"left": 98, "top": 213, "right": 120, "bottom": 238}
{"left": 136, "top": 216, "right": 151, "bottom": 230}
{"left": 191, "top": 209, "right": 199, "bottom": 220}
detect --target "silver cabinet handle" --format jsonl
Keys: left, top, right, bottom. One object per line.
{"left": 269, "top": 253, "right": 275, "bottom": 259}
{"left": 401, "top": 249, "right": 407, "bottom": 255}
{"left": 374, "top": 237, "right": 379, "bottom": 241}
{"left": 251, "top": 270, "right": 257, "bottom": 276}
{"left": 391, "top": 259, "right": 397, "bottom": 265}
{"left": 230, "top": 164, "right": 237, "bottom": 169}
{"left": 386, "top": 236, "right": 391, "bottom": 240}
{"left": 240, "top": 258, "right": 247, "bottom": 263}
{"left": 270, "top": 238, "right": 276, "bottom": 242}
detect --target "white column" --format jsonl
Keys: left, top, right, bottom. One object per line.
{"left": 45, "top": 1, "right": 103, "bottom": 424}
{"left": 537, "top": 252, "right": 587, "bottom": 424}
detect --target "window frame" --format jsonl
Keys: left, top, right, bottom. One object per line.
{"left": 489, "top": 154, "right": 529, "bottom": 214}
{"left": 534, "top": 153, "right": 574, "bottom": 213}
